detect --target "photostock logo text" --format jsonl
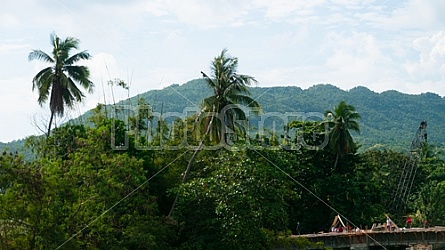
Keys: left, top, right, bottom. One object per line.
{"left": 110, "top": 105, "right": 329, "bottom": 151}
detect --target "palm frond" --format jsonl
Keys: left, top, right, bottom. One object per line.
{"left": 228, "top": 95, "right": 261, "bottom": 114}
{"left": 32, "top": 68, "right": 54, "bottom": 105}
{"left": 64, "top": 65, "right": 93, "bottom": 93}
{"left": 65, "top": 50, "right": 91, "bottom": 65}
{"left": 201, "top": 96, "right": 217, "bottom": 111}
{"left": 61, "top": 84, "right": 76, "bottom": 109}
{"left": 28, "top": 50, "right": 54, "bottom": 63}
{"left": 64, "top": 75, "right": 85, "bottom": 102}
{"left": 61, "top": 36, "right": 80, "bottom": 50}
{"left": 32, "top": 67, "right": 52, "bottom": 90}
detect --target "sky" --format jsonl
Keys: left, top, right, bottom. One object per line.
{"left": 1, "top": 0, "right": 445, "bottom": 142}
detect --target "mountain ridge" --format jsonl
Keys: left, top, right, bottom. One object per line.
{"left": 2, "top": 79, "right": 444, "bottom": 153}
{"left": 93, "top": 79, "right": 445, "bottom": 151}
{"left": 120, "top": 79, "right": 445, "bottom": 152}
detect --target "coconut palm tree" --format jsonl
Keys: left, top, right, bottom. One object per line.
{"left": 29, "top": 33, "right": 93, "bottom": 137}
{"left": 200, "top": 48, "right": 261, "bottom": 144}
{"left": 324, "top": 101, "right": 361, "bottom": 169}
{"left": 168, "top": 49, "right": 260, "bottom": 217}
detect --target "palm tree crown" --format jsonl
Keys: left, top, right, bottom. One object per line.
{"left": 200, "top": 48, "right": 261, "bottom": 144}
{"left": 29, "top": 33, "right": 93, "bottom": 137}
{"left": 324, "top": 101, "right": 361, "bottom": 168}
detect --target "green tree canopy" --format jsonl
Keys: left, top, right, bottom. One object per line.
{"left": 324, "top": 100, "right": 361, "bottom": 169}
{"left": 200, "top": 48, "right": 261, "bottom": 145}
{"left": 29, "top": 33, "right": 93, "bottom": 137}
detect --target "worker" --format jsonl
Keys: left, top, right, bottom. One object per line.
{"left": 405, "top": 216, "right": 412, "bottom": 228}
{"left": 338, "top": 226, "right": 343, "bottom": 233}
{"left": 386, "top": 216, "right": 391, "bottom": 231}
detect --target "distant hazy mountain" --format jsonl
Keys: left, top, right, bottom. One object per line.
{"left": 2, "top": 79, "right": 444, "bottom": 154}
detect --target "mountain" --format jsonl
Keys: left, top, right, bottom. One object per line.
{"left": 126, "top": 79, "right": 444, "bottom": 152}
{"left": 0, "top": 139, "right": 31, "bottom": 159}
{"left": 2, "top": 79, "right": 444, "bottom": 153}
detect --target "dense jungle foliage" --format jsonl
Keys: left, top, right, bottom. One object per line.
{"left": 2, "top": 39, "right": 444, "bottom": 249}
{"left": 66, "top": 79, "right": 445, "bottom": 152}
{"left": 1, "top": 102, "right": 444, "bottom": 249}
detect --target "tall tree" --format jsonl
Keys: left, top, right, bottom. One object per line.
{"left": 324, "top": 101, "right": 361, "bottom": 169}
{"left": 29, "top": 33, "right": 93, "bottom": 137}
{"left": 168, "top": 49, "right": 261, "bottom": 217}
{"left": 200, "top": 48, "right": 261, "bottom": 144}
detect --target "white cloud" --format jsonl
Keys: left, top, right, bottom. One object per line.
{"left": 132, "top": 0, "right": 251, "bottom": 29}
{"left": 252, "top": 0, "right": 326, "bottom": 19}
{"left": 328, "top": 0, "right": 376, "bottom": 8}
{"left": 430, "top": 32, "right": 445, "bottom": 57}
{"left": 84, "top": 52, "right": 122, "bottom": 83}
{"left": 256, "top": 29, "right": 445, "bottom": 96}
{"left": 0, "top": 43, "right": 30, "bottom": 54}
{"left": 0, "top": 78, "right": 42, "bottom": 142}
{"left": 255, "top": 31, "right": 401, "bottom": 93}
{"left": 81, "top": 52, "right": 129, "bottom": 107}
{"left": 0, "top": 13, "right": 19, "bottom": 28}
{"left": 136, "top": 0, "right": 170, "bottom": 16}
{"left": 392, "top": 0, "right": 445, "bottom": 29}
{"left": 403, "top": 31, "right": 445, "bottom": 82}
{"left": 364, "top": 0, "right": 445, "bottom": 32}
{"left": 265, "top": 27, "right": 310, "bottom": 49}
{"left": 325, "top": 31, "right": 391, "bottom": 73}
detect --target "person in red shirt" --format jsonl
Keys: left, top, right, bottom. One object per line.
{"left": 406, "top": 216, "right": 412, "bottom": 228}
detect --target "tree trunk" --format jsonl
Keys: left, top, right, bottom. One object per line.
{"left": 167, "top": 141, "right": 204, "bottom": 217}
{"left": 333, "top": 153, "right": 339, "bottom": 169}
{"left": 168, "top": 105, "right": 216, "bottom": 217}
{"left": 46, "top": 111, "right": 55, "bottom": 138}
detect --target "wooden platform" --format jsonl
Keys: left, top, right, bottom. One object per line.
{"left": 294, "top": 227, "right": 445, "bottom": 249}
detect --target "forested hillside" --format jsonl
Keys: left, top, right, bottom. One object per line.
{"left": 2, "top": 79, "right": 444, "bottom": 154}
{"left": 118, "top": 79, "right": 445, "bottom": 151}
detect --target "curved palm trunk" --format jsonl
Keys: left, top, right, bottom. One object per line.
{"left": 168, "top": 105, "right": 216, "bottom": 217}
{"left": 167, "top": 140, "right": 204, "bottom": 217}
{"left": 47, "top": 111, "right": 55, "bottom": 138}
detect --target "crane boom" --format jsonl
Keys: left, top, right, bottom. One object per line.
{"left": 389, "top": 121, "right": 427, "bottom": 214}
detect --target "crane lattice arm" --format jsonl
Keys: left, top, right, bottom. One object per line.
{"left": 389, "top": 121, "right": 427, "bottom": 214}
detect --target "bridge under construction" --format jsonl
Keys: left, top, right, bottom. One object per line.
{"left": 295, "top": 226, "right": 445, "bottom": 249}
